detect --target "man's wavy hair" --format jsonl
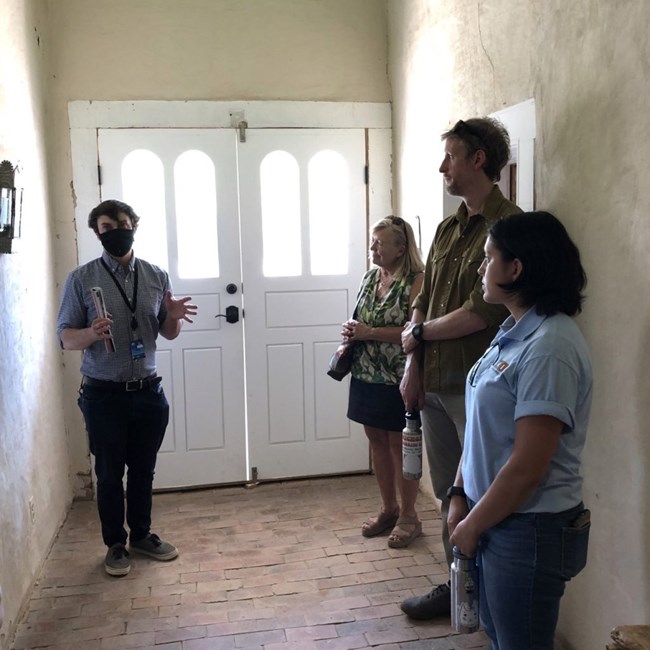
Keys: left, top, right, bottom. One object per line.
{"left": 88, "top": 199, "right": 140, "bottom": 234}
{"left": 442, "top": 117, "right": 511, "bottom": 182}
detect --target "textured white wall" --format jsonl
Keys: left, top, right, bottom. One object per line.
{"left": 0, "top": 1, "right": 73, "bottom": 647}
{"left": 388, "top": 1, "right": 650, "bottom": 648}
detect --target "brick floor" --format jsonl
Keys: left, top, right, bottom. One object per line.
{"left": 12, "top": 475, "right": 489, "bottom": 649}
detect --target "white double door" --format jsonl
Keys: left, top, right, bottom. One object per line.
{"left": 93, "top": 127, "right": 373, "bottom": 488}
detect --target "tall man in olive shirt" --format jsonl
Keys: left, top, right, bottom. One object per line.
{"left": 400, "top": 118, "right": 521, "bottom": 620}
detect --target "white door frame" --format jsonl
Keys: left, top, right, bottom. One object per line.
{"left": 68, "top": 100, "right": 393, "bottom": 486}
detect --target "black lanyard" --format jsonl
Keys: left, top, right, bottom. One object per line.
{"left": 100, "top": 258, "right": 139, "bottom": 331}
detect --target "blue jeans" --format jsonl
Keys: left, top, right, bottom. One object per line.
{"left": 78, "top": 383, "right": 169, "bottom": 547}
{"left": 477, "top": 502, "right": 590, "bottom": 650}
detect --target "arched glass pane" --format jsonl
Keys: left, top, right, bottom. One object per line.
{"left": 260, "top": 151, "right": 301, "bottom": 277}
{"left": 121, "top": 150, "right": 168, "bottom": 270}
{"left": 308, "top": 150, "right": 349, "bottom": 275}
{"left": 174, "top": 151, "right": 218, "bottom": 279}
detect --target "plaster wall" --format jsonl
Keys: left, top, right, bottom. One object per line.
{"left": 388, "top": 1, "right": 650, "bottom": 648}
{"left": 0, "top": 1, "right": 73, "bottom": 647}
{"left": 46, "top": 0, "right": 390, "bottom": 501}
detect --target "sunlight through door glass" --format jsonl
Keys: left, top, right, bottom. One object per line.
{"left": 175, "top": 150, "right": 219, "bottom": 279}
{"left": 260, "top": 151, "right": 301, "bottom": 277}
{"left": 308, "top": 150, "right": 349, "bottom": 275}
{"left": 121, "top": 150, "right": 168, "bottom": 270}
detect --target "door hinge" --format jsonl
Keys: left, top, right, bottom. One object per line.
{"left": 364, "top": 164, "right": 369, "bottom": 185}
{"left": 97, "top": 164, "right": 102, "bottom": 186}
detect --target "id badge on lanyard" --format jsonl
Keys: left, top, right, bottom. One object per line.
{"left": 130, "top": 339, "right": 146, "bottom": 360}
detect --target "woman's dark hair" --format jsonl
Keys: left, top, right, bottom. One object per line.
{"left": 88, "top": 199, "right": 140, "bottom": 233}
{"left": 488, "top": 211, "right": 586, "bottom": 316}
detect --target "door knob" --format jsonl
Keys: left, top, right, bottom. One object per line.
{"left": 215, "top": 305, "right": 239, "bottom": 323}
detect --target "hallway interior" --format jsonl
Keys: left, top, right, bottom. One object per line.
{"left": 11, "top": 475, "right": 489, "bottom": 649}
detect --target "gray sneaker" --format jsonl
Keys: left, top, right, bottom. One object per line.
{"left": 104, "top": 543, "right": 131, "bottom": 576}
{"left": 130, "top": 533, "right": 178, "bottom": 561}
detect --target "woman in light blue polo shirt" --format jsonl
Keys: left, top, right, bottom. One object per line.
{"left": 448, "top": 211, "right": 592, "bottom": 649}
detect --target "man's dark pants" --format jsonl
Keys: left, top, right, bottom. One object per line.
{"left": 78, "top": 383, "right": 169, "bottom": 547}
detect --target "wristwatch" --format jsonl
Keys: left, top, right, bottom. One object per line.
{"left": 446, "top": 485, "right": 466, "bottom": 499}
{"left": 412, "top": 323, "right": 424, "bottom": 342}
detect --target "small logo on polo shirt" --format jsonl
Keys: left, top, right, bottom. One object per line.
{"left": 495, "top": 361, "right": 509, "bottom": 373}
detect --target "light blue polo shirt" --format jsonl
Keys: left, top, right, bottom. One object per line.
{"left": 462, "top": 308, "right": 593, "bottom": 513}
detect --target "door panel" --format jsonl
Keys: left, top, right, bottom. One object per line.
{"left": 95, "top": 129, "right": 247, "bottom": 487}
{"left": 238, "top": 129, "right": 368, "bottom": 480}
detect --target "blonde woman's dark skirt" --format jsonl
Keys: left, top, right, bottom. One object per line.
{"left": 347, "top": 376, "right": 406, "bottom": 433}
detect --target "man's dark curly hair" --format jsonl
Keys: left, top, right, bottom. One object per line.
{"left": 442, "top": 117, "right": 511, "bottom": 182}
{"left": 88, "top": 199, "right": 140, "bottom": 234}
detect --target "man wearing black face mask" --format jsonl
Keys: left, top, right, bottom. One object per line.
{"left": 57, "top": 199, "right": 197, "bottom": 577}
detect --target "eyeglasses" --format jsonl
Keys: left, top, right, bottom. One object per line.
{"left": 386, "top": 216, "right": 409, "bottom": 244}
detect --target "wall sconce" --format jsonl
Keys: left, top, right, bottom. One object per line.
{"left": 0, "top": 160, "right": 23, "bottom": 254}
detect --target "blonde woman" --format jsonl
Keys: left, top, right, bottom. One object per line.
{"left": 342, "top": 216, "right": 424, "bottom": 548}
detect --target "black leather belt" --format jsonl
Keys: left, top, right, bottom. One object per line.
{"left": 83, "top": 376, "right": 162, "bottom": 392}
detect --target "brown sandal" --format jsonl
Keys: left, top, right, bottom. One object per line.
{"left": 361, "top": 510, "right": 400, "bottom": 537}
{"left": 387, "top": 515, "right": 422, "bottom": 548}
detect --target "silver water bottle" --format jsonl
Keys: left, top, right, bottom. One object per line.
{"left": 451, "top": 546, "right": 479, "bottom": 633}
{"left": 402, "top": 411, "right": 422, "bottom": 480}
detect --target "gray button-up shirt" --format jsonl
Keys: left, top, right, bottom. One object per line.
{"left": 57, "top": 251, "right": 171, "bottom": 381}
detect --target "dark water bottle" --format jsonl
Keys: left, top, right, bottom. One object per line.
{"left": 451, "top": 546, "right": 479, "bottom": 633}
{"left": 402, "top": 411, "right": 422, "bottom": 480}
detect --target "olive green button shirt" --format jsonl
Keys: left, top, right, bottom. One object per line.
{"left": 412, "top": 185, "right": 521, "bottom": 394}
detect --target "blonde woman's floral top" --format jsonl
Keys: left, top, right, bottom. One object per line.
{"left": 351, "top": 267, "right": 417, "bottom": 385}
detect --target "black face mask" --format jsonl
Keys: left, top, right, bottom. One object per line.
{"left": 99, "top": 229, "right": 135, "bottom": 258}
